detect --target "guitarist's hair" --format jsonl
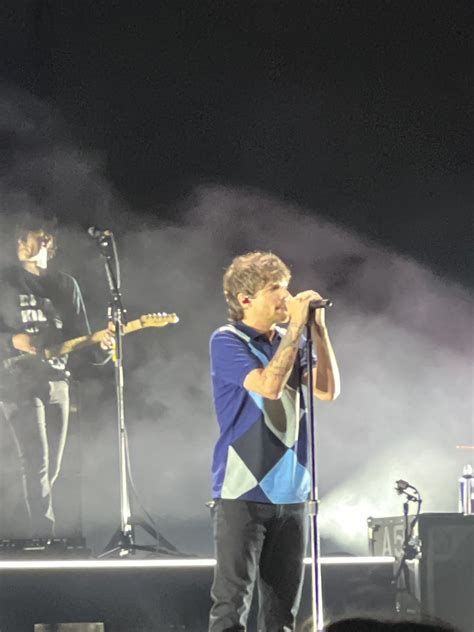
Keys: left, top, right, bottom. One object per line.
{"left": 14, "top": 212, "right": 59, "bottom": 254}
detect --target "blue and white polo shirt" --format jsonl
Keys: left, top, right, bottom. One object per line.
{"left": 210, "top": 321, "right": 314, "bottom": 504}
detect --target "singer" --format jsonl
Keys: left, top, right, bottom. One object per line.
{"left": 0, "top": 214, "right": 114, "bottom": 538}
{"left": 208, "top": 251, "right": 340, "bottom": 631}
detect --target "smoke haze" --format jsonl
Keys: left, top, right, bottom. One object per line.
{"left": 0, "top": 88, "right": 472, "bottom": 555}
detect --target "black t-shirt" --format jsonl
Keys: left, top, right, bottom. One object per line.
{"left": 0, "top": 265, "right": 92, "bottom": 382}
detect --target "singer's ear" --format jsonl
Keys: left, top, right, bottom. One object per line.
{"left": 237, "top": 293, "right": 252, "bottom": 307}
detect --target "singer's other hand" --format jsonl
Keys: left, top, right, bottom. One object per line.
{"left": 311, "top": 294, "right": 327, "bottom": 330}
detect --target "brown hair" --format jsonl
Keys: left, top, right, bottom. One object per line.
{"left": 223, "top": 251, "right": 291, "bottom": 321}
{"left": 15, "top": 212, "right": 58, "bottom": 258}
{"left": 15, "top": 212, "right": 58, "bottom": 243}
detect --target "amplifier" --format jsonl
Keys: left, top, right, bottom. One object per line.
{"left": 367, "top": 513, "right": 474, "bottom": 632}
{"left": 0, "top": 537, "right": 91, "bottom": 559}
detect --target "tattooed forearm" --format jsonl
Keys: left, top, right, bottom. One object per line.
{"left": 263, "top": 323, "right": 303, "bottom": 385}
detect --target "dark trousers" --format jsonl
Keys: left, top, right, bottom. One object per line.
{"left": 2, "top": 379, "right": 69, "bottom": 538}
{"left": 209, "top": 499, "right": 308, "bottom": 632}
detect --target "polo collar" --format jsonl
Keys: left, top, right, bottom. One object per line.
{"left": 231, "top": 321, "right": 282, "bottom": 343}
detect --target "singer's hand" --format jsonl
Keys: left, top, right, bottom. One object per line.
{"left": 312, "top": 292, "right": 327, "bottom": 330}
{"left": 287, "top": 290, "right": 322, "bottom": 328}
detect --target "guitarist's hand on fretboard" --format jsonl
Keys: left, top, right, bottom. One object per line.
{"left": 11, "top": 333, "right": 39, "bottom": 356}
{"left": 98, "top": 322, "right": 115, "bottom": 350}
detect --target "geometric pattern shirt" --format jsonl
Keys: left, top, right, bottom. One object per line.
{"left": 210, "top": 321, "right": 314, "bottom": 504}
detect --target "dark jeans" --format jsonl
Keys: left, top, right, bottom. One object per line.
{"left": 209, "top": 499, "right": 308, "bottom": 632}
{"left": 1, "top": 379, "right": 69, "bottom": 538}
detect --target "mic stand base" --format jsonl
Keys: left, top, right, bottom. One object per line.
{"left": 98, "top": 527, "right": 177, "bottom": 559}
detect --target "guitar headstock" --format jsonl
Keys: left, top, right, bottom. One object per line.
{"left": 139, "top": 312, "right": 179, "bottom": 328}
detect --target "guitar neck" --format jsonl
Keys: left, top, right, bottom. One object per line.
{"left": 43, "top": 319, "right": 143, "bottom": 359}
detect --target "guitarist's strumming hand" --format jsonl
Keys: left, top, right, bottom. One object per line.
{"left": 11, "top": 333, "right": 38, "bottom": 355}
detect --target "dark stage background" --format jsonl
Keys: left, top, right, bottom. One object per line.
{"left": 0, "top": 1, "right": 472, "bottom": 557}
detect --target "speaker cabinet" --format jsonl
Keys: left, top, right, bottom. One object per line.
{"left": 368, "top": 512, "right": 474, "bottom": 632}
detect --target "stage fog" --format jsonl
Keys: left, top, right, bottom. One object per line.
{"left": 0, "top": 88, "right": 471, "bottom": 556}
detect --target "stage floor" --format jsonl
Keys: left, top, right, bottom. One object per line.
{"left": 0, "top": 556, "right": 396, "bottom": 632}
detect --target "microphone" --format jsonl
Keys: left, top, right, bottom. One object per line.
{"left": 309, "top": 299, "right": 333, "bottom": 309}
{"left": 395, "top": 479, "right": 421, "bottom": 503}
{"left": 395, "top": 479, "right": 413, "bottom": 492}
{"left": 87, "top": 226, "right": 112, "bottom": 239}
{"left": 395, "top": 479, "right": 420, "bottom": 496}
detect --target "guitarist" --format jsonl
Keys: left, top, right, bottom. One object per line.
{"left": 0, "top": 214, "right": 114, "bottom": 539}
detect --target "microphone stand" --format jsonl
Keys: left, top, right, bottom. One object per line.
{"left": 93, "top": 232, "right": 177, "bottom": 558}
{"left": 393, "top": 484, "right": 422, "bottom": 611}
{"left": 305, "top": 308, "right": 324, "bottom": 632}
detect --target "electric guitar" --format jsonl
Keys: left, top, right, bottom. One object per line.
{"left": 2, "top": 312, "right": 179, "bottom": 372}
